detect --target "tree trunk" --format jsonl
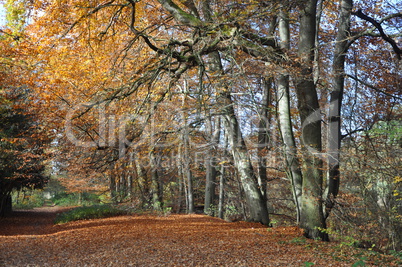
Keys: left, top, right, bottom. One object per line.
{"left": 257, "top": 78, "right": 272, "bottom": 201}
{"left": 324, "top": 0, "right": 353, "bottom": 219}
{"left": 204, "top": 157, "right": 217, "bottom": 214}
{"left": 175, "top": 146, "right": 184, "bottom": 213}
{"left": 149, "top": 150, "right": 163, "bottom": 211}
{"left": 109, "top": 171, "right": 117, "bottom": 203}
{"left": 277, "top": 7, "right": 303, "bottom": 223}
{"left": 295, "top": 0, "right": 328, "bottom": 241}
{"left": 118, "top": 172, "right": 127, "bottom": 201}
{"left": 204, "top": 116, "right": 220, "bottom": 215}
{"left": 0, "top": 193, "right": 12, "bottom": 217}
{"left": 185, "top": 166, "right": 194, "bottom": 214}
{"left": 218, "top": 163, "right": 225, "bottom": 219}
{"left": 183, "top": 115, "right": 194, "bottom": 213}
{"left": 134, "top": 153, "right": 148, "bottom": 208}
{"left": 313, "top": 0, "right": 325, "bottom": 84}
{"left": 219, "top": 91, "right": 270, "bottom": 225}
{"left": 127, "top": 172, "right": 133, "bottom": 200}
{"left": 218, "top": 128, "right": 228, "bottom": 220}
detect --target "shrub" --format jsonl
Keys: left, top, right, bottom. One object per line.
{"left": 52, "top": 192, "right": 101, "bottom": 206}
{"left": 12, "top": 190, "right": 45, "bottom": 209}
{"left": 54, "top": 205, "right": 128, "bottom": 224}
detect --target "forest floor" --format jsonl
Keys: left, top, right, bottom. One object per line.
{"left": 0, "top": 206, "right": 400, "bottom": 266}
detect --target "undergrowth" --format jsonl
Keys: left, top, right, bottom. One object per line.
{"left": 54, "top": 205, "right": 128, "bottom": 224}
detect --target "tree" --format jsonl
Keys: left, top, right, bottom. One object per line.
{"left": 324, "top": 0, "right": 353, "bottom": 220}
{"left": 277, "top": 6, "right": 303, "bottom": 223}
{"left": 1, "top": 12, "right": 51, "bottom": 214}
{"left": 0, "top": 87, "right": 49, "bottom": 216}
{"left": 204, "top": 116, "right": 220, "bottom": 215}
{"left": 291, "top": 0, "right": 328, "bottom": 241}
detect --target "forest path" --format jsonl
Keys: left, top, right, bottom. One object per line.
{"left": 0, "top": 207, "right": 396, "bottom": 266}
{"left": 0, "top": 206, "right": 72, "bottom": 236}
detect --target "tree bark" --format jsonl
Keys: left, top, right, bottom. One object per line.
{"left": 185, "top": 162, "right": 194, "bottom": 214}
{"left": 218, "top": 128, "right": 228, "bottom": 220}
{"left": 149, "top": 150, "right": 163, "bottom": 211}
{"left": 218, "top": 162, "right": 225, "bottom": 219}
{"left": 182, "top": 100, "right": 194, "bottom": 214}
{"left": 257, "top": 78, "right": 271, "bottom": 201}
{"left": 127, "top": 171, "right": 133, "bottom": 200}
{"left": 324, "top": 0, "right": 353, "bottom": 219}
{"left": 176, "top": 145, "right": 184, "bottom": 213}
{"left": 294, "top": 0, "right": 328, "bottom": 241}
{"left": 109, "top": 170, "right": 117, "bottom": 203}
{"left": 219, "top": 91, "right": 270, "bottom": 225}
{"left": 204, "top": 116, "right": 220, "bottom": 215}
{"left": 134, "top": 153, "right": 149, "bottom": 208}
{"left": 277, "top": 7, "right": 303, "bottom": 223}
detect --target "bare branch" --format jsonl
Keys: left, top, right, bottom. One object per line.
{"left": 352, "top": 10, "right": 402, "bottom": 59}
{"left": 347, "top": 74, "right": 402, "bottom": 101}
{"left": 127, "top": 0, "right": 139, "bottom": 34}
{"left": 341, "top": 128, "right": 365, "bottom": 140}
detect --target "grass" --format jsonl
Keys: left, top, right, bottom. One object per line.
{"left": 54, "top": 205, "right": 129, "bottom": 224}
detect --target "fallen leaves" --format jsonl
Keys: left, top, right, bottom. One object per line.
{"left": 0, "top": 207, "right": 399, "bottom": 266}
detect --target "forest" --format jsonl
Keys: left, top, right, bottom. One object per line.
{"left": 0, "top": 0, "right": 401, "bottom": 257}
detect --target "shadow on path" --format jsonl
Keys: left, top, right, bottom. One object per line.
{"left": 0, "top": 206, "right": 72, "bottom": 236}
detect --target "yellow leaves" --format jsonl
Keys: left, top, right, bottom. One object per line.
{"left": 394, "top": 176, "right": 402, "bottom": 184}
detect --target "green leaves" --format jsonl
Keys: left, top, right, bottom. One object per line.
{"left": 5, "top": 0, "right": 28, "bottom": 34}
{"left": 54, "top": 205, "right": 128, "bottom": 224}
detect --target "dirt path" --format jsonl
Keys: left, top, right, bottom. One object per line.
{"left": 0, "top": 206, "right": 71, "bottom": 236}
{"left": 0, "top": 207, "right": 398, "bottom": 266}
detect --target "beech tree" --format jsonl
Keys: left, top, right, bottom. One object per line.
{"left": 0, "top": 74, "right": 48, "bottom": 217}
{"left": 0, "top": 13, "right": 50, "bottom": 215}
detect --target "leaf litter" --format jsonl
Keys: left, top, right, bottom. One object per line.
{"left": 0, "top": 207, "right": 399, "bottom": 266}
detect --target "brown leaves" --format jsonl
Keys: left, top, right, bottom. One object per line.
{"left": 0, "top": 207, "right": 399, "bottom": 266}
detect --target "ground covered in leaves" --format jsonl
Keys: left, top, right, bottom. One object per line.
{"left": 0, "top": 207, "right": 399, "bottom": 266}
